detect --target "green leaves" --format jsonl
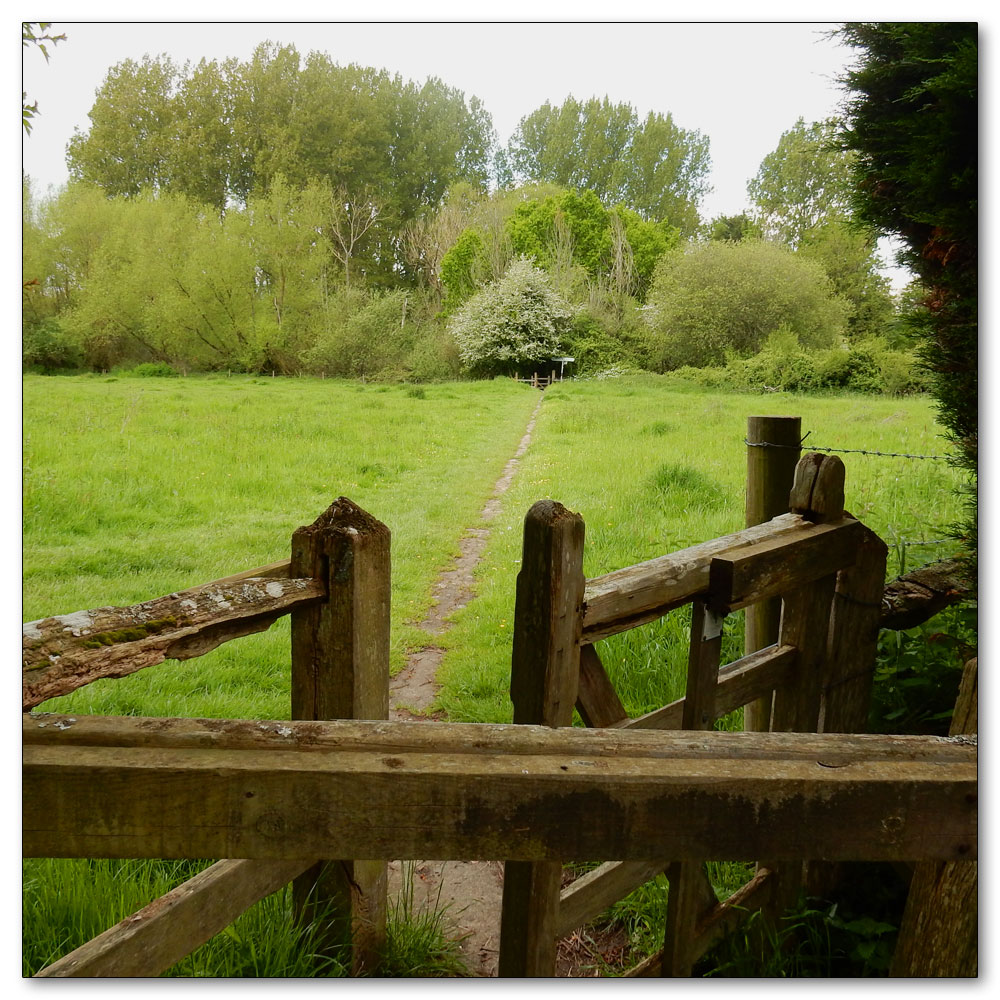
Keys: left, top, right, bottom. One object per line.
{"left": 748, "top": 117, "right": 856, "bottom": 246}
{"left": 505, "top": 97, "right": 710, "bottom": 233}
{"left": 65, "top": 43, "right": 495, "bottom": 252}
{"left": 449, "top": 258, "right": 573, "bottom": 377}
{"left": 646, "top": 240, "right": 847, "bottom": 369}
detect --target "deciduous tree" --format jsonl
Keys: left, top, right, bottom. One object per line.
{"left": 646, "top": 240, "right": 847, "bottom": 369}
{"left": 449, "top": 258, "right": 573, "bottom": 377}
{"left": 506, "top": 96, "right": 710, "bottom": 232}
{"left": 747, "top": 117, "right": 855, "bottom": 246}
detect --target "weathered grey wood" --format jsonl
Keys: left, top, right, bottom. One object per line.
{"left": 289, "top": 497, "right": 390, "bottom": 975}
{"left": 770, "top": 576, "right": 839, "bottom": 735}
{"left": 200, "top": 559, "right": 292, "bottom": 588}
{"left": 33, "top": 858, "right": 311, "bottom": 977}
{"left": 618, "top": 644, "right": 798, "bottom": 733}
{"left": 663, "top": 860, "right": 714, "bottom": 977}
{"left": 581, "top": 513, "right": 809, "bottom": 643}
{"left": 626, "top": 868, "right": 776, "bottom": 977}
{"left": 744, "top": 416, "right": 801, "bottom": 732}
{"left": 500, "top": 499, "right": 586, "bottom": 977}
{"left": 680, "top": 600, "right": 724, "bottom": 730}
{"left": 821, "top": 521, "right": 889, "bottom": 734}
{"left": 789, "top": 452, "right": 846, "bottom": 522}
{"left": 880, "top": 557, "right": 972, "bottom": 631}
{"left": 500, "top": 861, "right": 562, "bottom": 977}
{"left": 891, "top": 656, "right": 978, "bottom": 977}
{"left": 709, "top": 518, "right": 861, "bottom": 613}
{"left": 661, "top": 600, "right": 725, "bottom": 977}
{"left": 23, "top": 721, "right": 976, "bottom": 864}
{"left": 508, "top": 500, "right": 586, "bottom": 728}
{"left": 22, "top": 577, "right": 325, "bottom": 710}
{"left": 767, "top": 453, "right": 846, "bottom": 913}
{"left": 36, "top": 711, "right": 969, "bottom": 764}
{"left": 575, "top": 645, "right": 629, "bottom": 728}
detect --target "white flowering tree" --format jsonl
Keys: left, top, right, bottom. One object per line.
{"left": 449, "top": 257, "right": 573, "bottom": 377}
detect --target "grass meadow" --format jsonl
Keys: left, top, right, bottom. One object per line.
{"left": 435, "top": 374, "right": 963, "bottom": 726}
{"left": 22, "top": 372, "right": 964, "bottom": 976}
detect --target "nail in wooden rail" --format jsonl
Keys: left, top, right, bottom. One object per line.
{"left": 289, "top": 497, "right": 391, "bottom": 976}
{"left": 499, "top": 500, "right": 585, "bottom": 977}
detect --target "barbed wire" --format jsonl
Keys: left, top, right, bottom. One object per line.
{"left": 744, "top": 432, "right": 953, "bottom": 462}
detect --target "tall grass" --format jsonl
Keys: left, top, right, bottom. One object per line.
{"left": 21, "top": 372, "right": 964, "bottom": 977}
{"left": 436, "top": 374, "right": 963, "bottom": 723}
{"left": 23, "top": 373, "right": 540, "bottom": 717}
{"left": 22, "top": 373, "right": 537, "bottom": 977}
{"left": 430, "top": 373, "right": 962, "bottom": 975}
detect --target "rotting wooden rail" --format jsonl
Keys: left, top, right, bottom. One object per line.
{"left": 22, "top": 448, "right": 977, "bottom": 978}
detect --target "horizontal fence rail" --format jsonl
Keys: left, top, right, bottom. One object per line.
{"left": 22, "top": 573, "right": 321, "bottom": 710}
{"left": 580, "top": 513, "right": 859, "bottom": 643}
{"left": 22, "top": 446, "right": 976, "bottom": 978}
{"left": 24, "top": 715, "right": 977, "bottom": 865}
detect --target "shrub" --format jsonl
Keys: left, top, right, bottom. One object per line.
{"left": 646, "top": 240, "right": 848, "bottom": 370}
{"left": 565, "top": 312, "right": 633, "bottom": 375}
{"left": 129, "top": 361, "right": 180, "bottom": 377}
{"left": 22, "top": 318, "right": 83, "bottom": 372}
{"left": 448, "top": 257, "right": 573, "bottom": 377}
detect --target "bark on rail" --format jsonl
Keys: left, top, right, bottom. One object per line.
{"left": 23, "top": 716, "right": 976, "bottom": 865}
{"left": 22, "top": 576, "right": 325, "bottom": 710}
{"left": 879, "top": 557, "right": 972, "bottom": 632}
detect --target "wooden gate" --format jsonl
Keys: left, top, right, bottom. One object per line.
{"left": 498, "top": 452, "right": 893, "bottom": 976}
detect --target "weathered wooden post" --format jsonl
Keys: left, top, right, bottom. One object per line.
{"left": 498, "top": 500, "right": 586, "bottom": 977}
{"left": 661, "top": 599, "right": 725, "bottom": 977}
{"left": 766, "top": 453, "right": 845, "bottom": 914}
{"left": 289, "top": 498, "right": 390, "bottom": 975}
{"left": 744, "top": 415, "right": 801, "bottom": 731}
{"left": 890, "top": 656, "right": 977, "bottom": 977}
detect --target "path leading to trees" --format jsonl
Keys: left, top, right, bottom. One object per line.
{"left": 385, "top": 394, "right": 542, "bottom": 977}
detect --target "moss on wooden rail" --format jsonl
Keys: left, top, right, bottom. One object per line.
{"left": 22, "top": 576, "right": 326, "bottom": 710}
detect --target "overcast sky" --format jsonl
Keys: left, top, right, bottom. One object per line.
{"left": 22, "top": 20, "right": 852, "bottom": 219}
{"left": 17, "top": 9, "right": 991, "bottom": 292}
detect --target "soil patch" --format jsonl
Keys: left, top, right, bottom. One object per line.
{"left": 386, "top": 396, "right": 540, "bottom": 975}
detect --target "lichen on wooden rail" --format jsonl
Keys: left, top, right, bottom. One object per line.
{"left": 22, "top": 576, "right": 325, "bottom": 710}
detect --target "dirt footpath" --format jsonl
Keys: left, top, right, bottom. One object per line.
{"left": 386, "top": 395, "right": 541, "bottom": 976}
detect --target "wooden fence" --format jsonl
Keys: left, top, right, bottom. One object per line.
{"left": 511, "top": 370, "right": 559, "bottom": 389}
{"left": 22, "top": 456, "right": 976, "bottom": 978}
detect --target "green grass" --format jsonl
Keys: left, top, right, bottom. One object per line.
{"left": 23, "top": 373, "right": 540, "bottom": 718}
{"left": 436, "top": 374, "right": 963, "bottom": 724}
{"left": 22, "top": 858, "right": 469, "bottom": 977}
{"left": 427, "top": 374, "right": 963, "bottom": 975}
{"left": 22, "top": 372, "right": 965, "bottom": 977}
{"left": 23, "top": 373, "right": 538, "bottom": 977}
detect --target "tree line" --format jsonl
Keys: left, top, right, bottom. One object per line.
{"left": 23, "top": 36, "right": 941, "bottom": 388}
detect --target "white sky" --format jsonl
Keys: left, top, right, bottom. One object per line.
{"left": 19, "top": 11, "right": 952, "bottom": 291}
{"left": 22, "top": 19, "right": 849, "bottom": 222}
